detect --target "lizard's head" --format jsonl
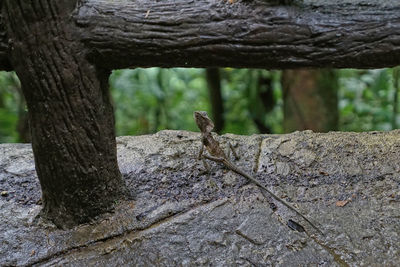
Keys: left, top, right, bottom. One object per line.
{"left": 193, "top": 111, "right": 214, "bottom": 133}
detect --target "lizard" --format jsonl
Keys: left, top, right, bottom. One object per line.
{"left": 194, "top": 111, "right": 323, "bottom": 235}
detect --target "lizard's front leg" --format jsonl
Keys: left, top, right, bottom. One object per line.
{"left": 198, "top": 143, "right": 204, "bottom": 159}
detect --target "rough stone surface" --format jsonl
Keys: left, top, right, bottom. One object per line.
{"left": 1, "top": 130, "right": 400, "bottom": 266}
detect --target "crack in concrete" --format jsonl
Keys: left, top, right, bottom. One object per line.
{"left": 253, "top": 137, "right": 263, "bottom": 174}
{"left": 235, "top": 229, "right": 263, "bottom": 246}
{"left": 25, "top": 198, "right": 220, "bottom": 266}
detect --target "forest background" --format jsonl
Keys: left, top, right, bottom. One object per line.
{"left": 0, "top": 67, "right": 399, "bottom": 143}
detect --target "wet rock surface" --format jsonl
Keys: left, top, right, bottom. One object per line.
{"left": 0, "top": 130, "right": 399, "bottom": 266}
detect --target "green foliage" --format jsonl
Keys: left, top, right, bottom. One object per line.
{"left": 0, "top": 67, "right": 399, "bottom": 142}
{"left": 109, "top": 68, "right": 283, "bottom": 136}
{"left": 339, "top": 69, "right": 395, "bottom": 131}
{"left": 109, "top": 68, "right": 209, "bottom": 136}
{"left": 221, "top": 69, "right": 283, "bottom": 134}
{"left": 0, "top": 72, "right": 20, "bottom": 142}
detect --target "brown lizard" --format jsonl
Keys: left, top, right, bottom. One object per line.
{"left": 194, "top": 111, "right": 323, "bottom": 235}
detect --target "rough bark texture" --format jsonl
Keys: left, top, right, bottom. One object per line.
{"left": 0, "top": 0, "right": 398, "bottom": 70}
{"left": 0, "top": 8, "right": 11, "bottom": 71}
{"left": 282, "top": 69, "right": 338, "bottom": 132}
{"left": 1, "top": 131, "right": 400, "bottom": 266}
{"left": 0, "top": 0, "right": 399, "bottom": 70}
{"left": 3, "top": 0, "right": 126, "bottom": 228}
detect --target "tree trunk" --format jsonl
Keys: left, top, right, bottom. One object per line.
{"left": 205, "top": 68, "right": 225, "bottom": 133}
{"left": 282, "top": 69, "right": 338, "bottom": 132}
{"left": 3, "top": 0, "right": 127, "bottom": 228}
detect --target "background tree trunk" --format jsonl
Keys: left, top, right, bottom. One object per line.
{"left": 206, "top": 68, "right": 225, "bottom": 133}
{"left": 282, "top": 69, "right": 338, "bottom": 132}
{"left": 392, "top": 67, "right": 400, "bottom": 129}
{"left": 252, "top": 74, "right": 275, "bottom": 134}
{"left": 3, "top": 0, "right": 127, "bottom": 228}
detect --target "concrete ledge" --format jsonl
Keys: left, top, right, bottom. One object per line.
{"left": 1, "top": 130, "right": 399, "bottom": 265}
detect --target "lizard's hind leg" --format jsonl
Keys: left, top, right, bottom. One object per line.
{"left": 202, "top": 158, "right": 210, "bottom": 171}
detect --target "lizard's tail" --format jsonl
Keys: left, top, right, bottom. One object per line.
{"left": 226, "top": 160, "right": 324, "bottom": 235}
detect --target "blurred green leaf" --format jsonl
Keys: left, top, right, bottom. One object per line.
{"left": 0, "top": 71, "right": 20, "bottom": 142}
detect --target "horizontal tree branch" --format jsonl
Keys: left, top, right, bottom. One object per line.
{"left": 2, "top": 0, "right": 400, "bottom": 70}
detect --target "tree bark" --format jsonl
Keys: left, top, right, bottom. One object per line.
{"left": 205, "top": 68, "right": 225, "bottom": 133}
{"left": 74, "top": 0, "right": 400, "bottom": 69}
{"left": 3, "top": 0, "right": 127, "bottom": 228}
{"left": 282, "top": 69, "right": 338, "bottom": 132}
{"left": 0, "top": 10, "right": 12, "bottom": 71}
